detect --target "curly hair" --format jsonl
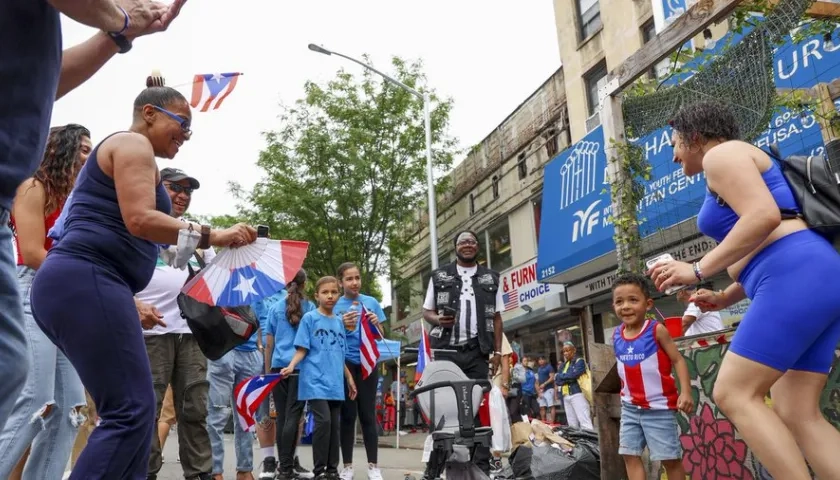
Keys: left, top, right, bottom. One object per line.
{"left": 34, "top": 124, "right": 91, "bottom": 214}
{"left": 286, "top": 269, "right": 308, "bottom": 327}
{"left": 612, "top": 273, "right": 653, "bottom": 299}
{"left": 669, "top": 101, "right": 741, "bottom": 147}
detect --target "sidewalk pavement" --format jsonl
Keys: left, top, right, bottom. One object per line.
{"left": 158, "top": 429, "right": 428, "bottom": 480}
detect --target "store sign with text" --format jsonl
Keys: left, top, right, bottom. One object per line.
{"left": 565, "top": 236, "right": 718, "bottom": 303}
{"left": 537, "top": 29, "right": 840, "bottom": 283}
{"left": 500, "top": 258, "right": 558, "bottom": 312}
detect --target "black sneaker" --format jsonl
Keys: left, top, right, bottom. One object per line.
{"left": 276, "top": 470, "right": 296, "bottom": 480}
{"left": 260, "top": 457, "right": 278, "bottom": 479}
{"left": 489, "top": 457, "right": 504, "bottom": 476}
{"left": 294, "top": 457, "right": 314, "bottom": 479}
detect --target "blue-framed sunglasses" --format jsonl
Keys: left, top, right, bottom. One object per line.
{"left": 153, "top": 105, "right": 192, "bottom": 136}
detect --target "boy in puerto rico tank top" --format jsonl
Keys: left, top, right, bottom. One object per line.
{"left": 611, "top": 273, "right": 694, "bottom": 480}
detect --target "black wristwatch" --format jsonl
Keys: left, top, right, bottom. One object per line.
{"left": 106, "top": 6, "right": 132, "bottom": 54}
{"left": 107, "top": 33, "right": 132, "bottom": 54}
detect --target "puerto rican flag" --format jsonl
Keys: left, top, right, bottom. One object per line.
{"left": 414, "top": 321, "right": 432, "bottom": 382}
{"left": 359, "top": 305, "right": 381, "bottom": 379}
{"left": 190, "top": 72, "right": 241, "bottom": 112}
{"left": 234, "top": 374, "right": 283, "bottom": 432}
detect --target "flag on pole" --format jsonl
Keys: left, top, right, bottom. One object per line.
{"left": 415, "top": 321, "right": 432, "bottom": 382}
{"left": 359, "top": 305, "right": 381, "bottom": 379}
{"left": 234, "top": 374, "right": 282, "bottom": 432}
{"left": 190, "top": 72, "right": 241, "bottom": 112}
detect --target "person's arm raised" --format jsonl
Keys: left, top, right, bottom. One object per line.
{"left": 47, "top": 0, "right": 126, "bottom": 33}
{"left": 111, "top": 133, "right": 255, "bottom": 246}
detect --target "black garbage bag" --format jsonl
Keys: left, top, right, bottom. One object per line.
{"left": 445, "top": 462, "right": 491, "bottom": 480}
{"left": 509, "top": 445, "right": 535, "bottom": 480}
{"left": 530, "top": 443, "right": 600, "bottom": 480}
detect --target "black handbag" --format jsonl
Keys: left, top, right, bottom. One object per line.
{"left": 176, "top": 251, "right": 259, "bottom": 361}
{"left": 710, "top": 143, "right": 840, "bottom": 240}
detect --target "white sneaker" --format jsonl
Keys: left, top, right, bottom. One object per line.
{"left": 367, "top": 466, "right": 383, "bottom": 480}
{"left": 339, "top": 466, "right": 354, "bottom": 480}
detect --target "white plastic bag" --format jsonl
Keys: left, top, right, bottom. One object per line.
{"left": 489, "top": 385, "right": 512, "bottom": 453}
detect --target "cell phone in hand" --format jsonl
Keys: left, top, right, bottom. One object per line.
{"left": 257, "top": 225, "right": 269, "bottom": 238}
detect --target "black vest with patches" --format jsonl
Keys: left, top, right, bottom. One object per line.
{"left": 429, "top": 262, "right": 499, "bottom": 354}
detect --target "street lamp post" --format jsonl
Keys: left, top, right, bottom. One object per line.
{"left": 308, "top": 43, "right": 439, "bottom": 270}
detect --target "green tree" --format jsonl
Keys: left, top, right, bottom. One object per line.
{"left": 220, "top": 56, "right": 458, "bottom": 301}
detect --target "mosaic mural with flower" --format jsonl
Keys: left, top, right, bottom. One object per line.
{"left": 670, "top": 331, "right": 840, "bottom": 480}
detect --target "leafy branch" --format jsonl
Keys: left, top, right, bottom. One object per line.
{"left": 608, "top": 140, "right": 650, "bottom": 275}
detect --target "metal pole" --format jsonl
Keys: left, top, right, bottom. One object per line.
{"left": 396, "top": 356, "right": 401, "bottom": 449}
{"left": 424, "top": 92, "right": 439, "bottom": 270}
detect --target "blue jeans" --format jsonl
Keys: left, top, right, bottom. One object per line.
{"left": 0, "top": 266, "right": 86, "bottom": 479}
{"left": 206, "top": 349, "right": 263, "bottom": 474}
{"left": 0, "top": 212, "right": 28, "bottom": 430}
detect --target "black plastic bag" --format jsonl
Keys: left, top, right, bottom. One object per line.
{"left": 509, "top": 445, "right": 535, "bottom": 480}
{"left": 445, "top": 462, "right": 491, "bottom": 480}
{"left": 530, "top": 443, "right": 599, "bottom": 480}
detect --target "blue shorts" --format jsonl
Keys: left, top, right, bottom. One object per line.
{"left": 618, "top": 403, "right": 681, "bottom": 461}
{"left": 734, "top": 230, "right": 840, "bottom": 374}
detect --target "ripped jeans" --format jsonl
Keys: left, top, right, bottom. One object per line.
{"left": 0, "top": 266, "right": 86, "bottom": 479}
{"left": 206, "top": 349, "right": 263, "bottom": 475}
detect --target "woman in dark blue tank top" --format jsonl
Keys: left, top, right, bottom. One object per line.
{"left": 29, "top": 80, "right": 257, "bottom": 480}
{"left": 646, "top": 101, "right": 840, "bottom": 480}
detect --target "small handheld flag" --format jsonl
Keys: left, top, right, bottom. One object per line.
{"left": 415, "top": 321, "right": 432, "bottom": 382}
{"left": 359, "top": 303, "right": 381, "bottom": 379}
{"left": 234, "top": 374, "right": 283, "bottom": 432}
{"left": 190, "top": 72, "right": 242, "bottom": 112}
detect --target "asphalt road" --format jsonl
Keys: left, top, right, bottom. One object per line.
{"left": 157, "top": 429, "right": 427, "bottom": 480}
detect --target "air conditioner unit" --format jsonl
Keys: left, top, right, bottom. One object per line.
{"left": 585, "top": 112, "right": 601, "bottom": 133}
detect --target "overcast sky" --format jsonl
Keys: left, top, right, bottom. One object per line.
{"left": 51, "top": 0, "right": 561, "bottom": 302}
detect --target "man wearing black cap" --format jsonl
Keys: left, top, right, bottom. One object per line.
{"left": 136, "top": 167, "right": 214, "bottom": 480}
{"left": 421, "top": 230, "right": 506, "bottom": 477}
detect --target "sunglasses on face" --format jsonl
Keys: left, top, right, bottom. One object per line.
{"left": 153, "top": 105, "right": 192, "bottom": 136}
{"left": 165, "top": 183, "right": 193, "bottom": 196}
{"left": 457, "top": 239, "right": 478, "bottom": 246}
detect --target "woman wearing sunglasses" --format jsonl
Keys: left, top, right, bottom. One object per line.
{"left": 29, "top": 76, "right": 257, "bottom": 479}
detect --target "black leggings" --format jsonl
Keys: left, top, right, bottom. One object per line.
{"left": 271, "top": 371, "right": 306, "bottom": 473}
{"left": 340, "top": 362, "right": 379, "bottom": 465}
{"left": 311, "top": 400, "right": 341, "bottom": 476}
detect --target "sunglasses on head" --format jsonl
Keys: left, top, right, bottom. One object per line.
{"left": 165, "top": 183, "right": 193, "bottom": 195}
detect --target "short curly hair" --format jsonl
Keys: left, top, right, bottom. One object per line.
{"left": 612, "top": 273, "right": 652, "bottom": 299}
{"left": 669, "top": 101, "right": 741, "bottom": 147}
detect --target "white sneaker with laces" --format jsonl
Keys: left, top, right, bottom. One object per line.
{"left": 367, "top": 466, "right": 383, "bottom": 480}
{"left": 339, "top": 466, "right": 354, "bottom": 480}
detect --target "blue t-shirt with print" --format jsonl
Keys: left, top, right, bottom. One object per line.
{"left": 238, "top": 290, "right": 287, "bottom": 352}
{"left": 267, "top": 297, "right": 316, "bottom": 370}
{"left": 334, "top": 294, "right": 387, "bottom": 365}
{"left": 294, "top": 310, "right": 347, "bottom": 401}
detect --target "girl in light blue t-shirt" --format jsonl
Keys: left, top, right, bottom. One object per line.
{"left": 282, "top": 276, "right": 357, "bottom": 479}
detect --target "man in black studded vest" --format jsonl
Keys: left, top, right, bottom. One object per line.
{"left": 421, "top": 230, "right": 504, "bottom": 477}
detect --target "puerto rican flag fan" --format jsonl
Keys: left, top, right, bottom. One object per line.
{"left": 234, "top": 374, "right": 283, "bottom": 432}
{"left": 359, "top": 304, "right": 382, "bottom": 379}
{"left": 182, "top": 238, "right": 309, "bottom": 307}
